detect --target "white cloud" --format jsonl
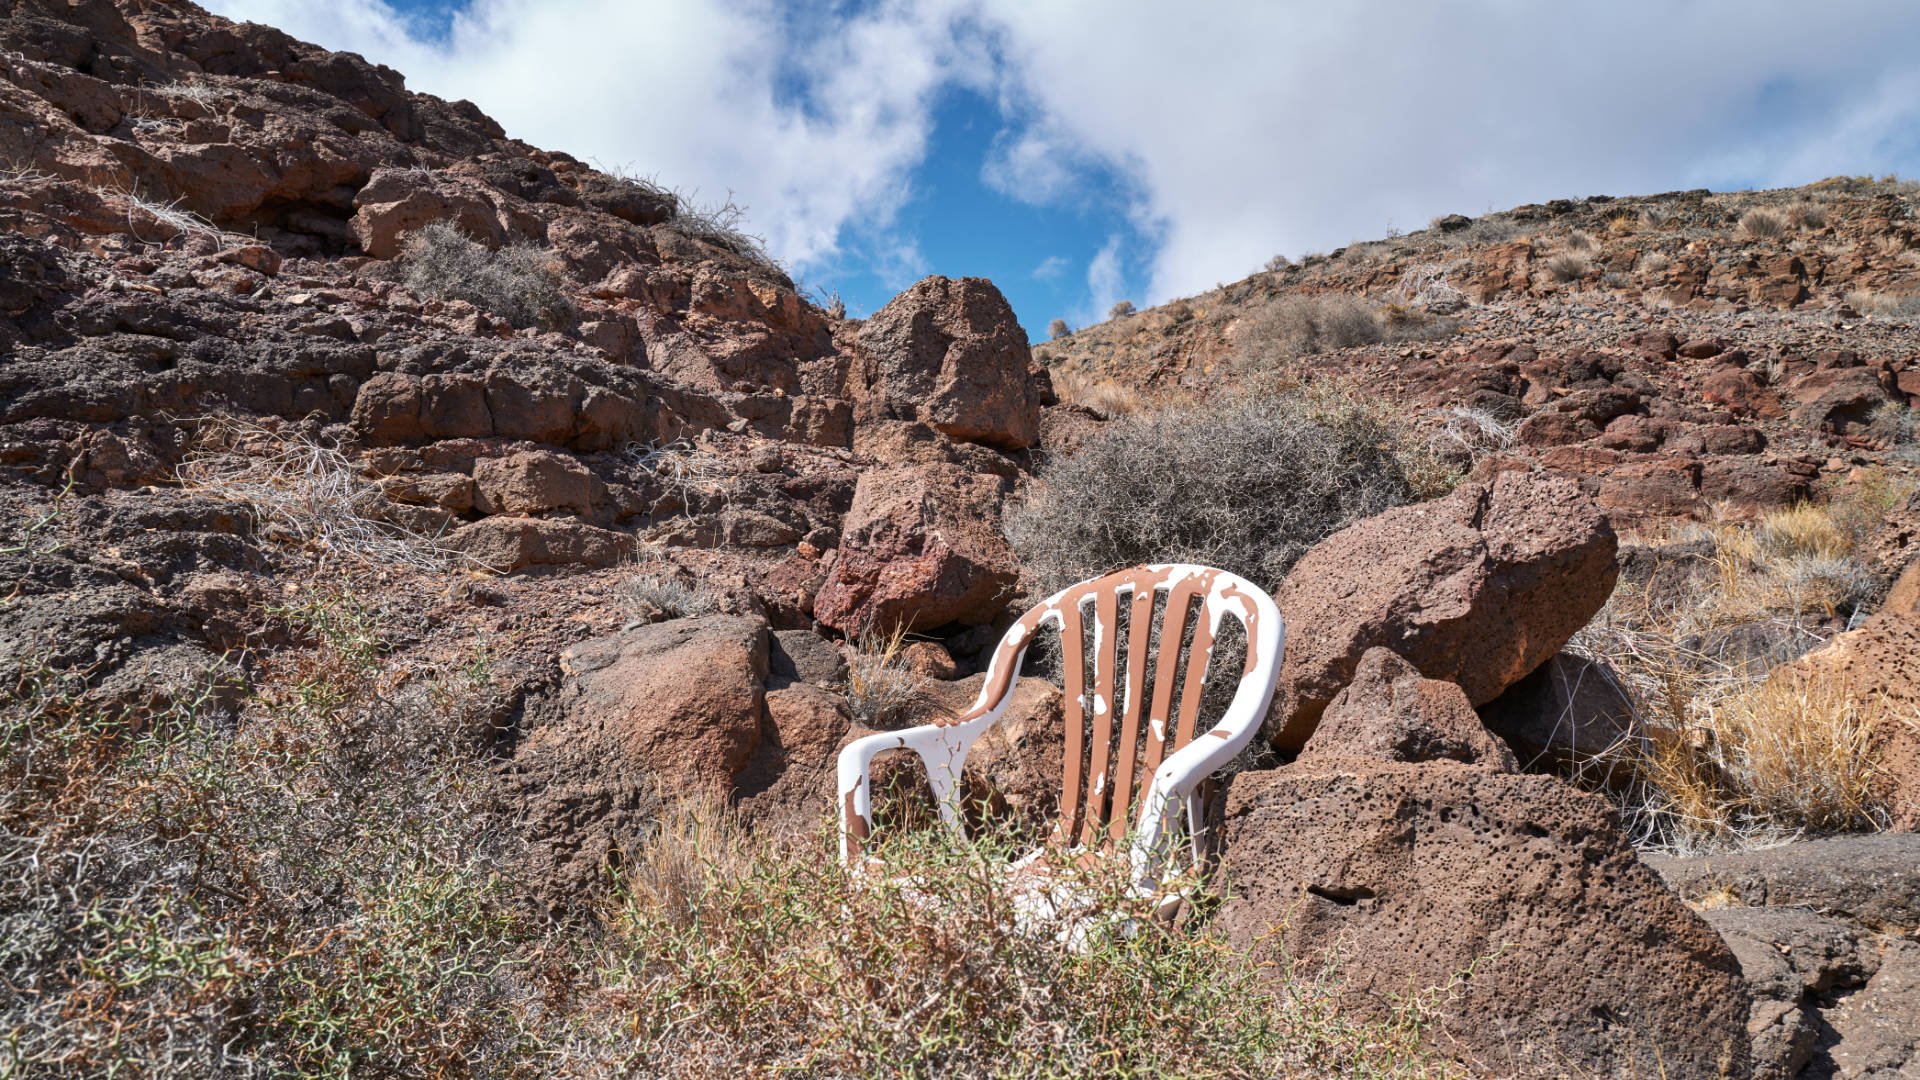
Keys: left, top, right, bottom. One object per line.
{"left": 1076, "top": 235, "right": 1125, "bottom": 327}
{"left": 974, "top": 0, "right": 1920, "bottom": 303}
{"left": 1031, "top": 254, "right": 1069, "bottom": 280}
{"left": 209, "top": 0, "right": 1920, "bottom": 310}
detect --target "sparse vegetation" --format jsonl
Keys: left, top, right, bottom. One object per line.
{"left": 1264, "top": 254, "right": 1292, "bottom": 272}
{"left": 1051, "top": 362, "right": 1145, "bottom": 417}
{"left": 1846, "top": 289, "right": 1920, "bottom": 320}
{"left": 1564, "top": 229, "right": 1595, "bottom": 251}
{"left": 1640, "top": 205, "right": 1674, "bottom": 229}
{"left": 620, "top": 552, "right": 718, "bottom": 624}
{"left": 177, "top": 416, "right": 473, "bottom": 571}
{"left": 398, "top": 219, "right": 574, "bottom": 329}
{"left": 1571, "top": 482, "right": 1919, "bottom": 853}
{"left": 1108, "top": 299, "right": 1136, "bottom": 318}
{"left": 1005, "top": 394, "right": 1422, "bottom": 596}
{"left": 1786, "top": 202, "right": 1828, "bottom": 230}
{"left": 1544, "top": 253, "right": 1589, "bottom": 283}
{"left": 843, "top": 621, "right": 927, "bottom": 729}
{"left": 1738, "top": 208, "right": 1788, "bottom": 239}
{"left": 1049, "top": 317, "right": 1072, "bottom": 339}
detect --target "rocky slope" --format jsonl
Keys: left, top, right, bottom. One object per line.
{"left": 5, "top": 3, "right": 1920, "bottom": 1079}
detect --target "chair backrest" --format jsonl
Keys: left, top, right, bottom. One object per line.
{"left": 969, "top": 564, "right": 1282, "bottom": 854}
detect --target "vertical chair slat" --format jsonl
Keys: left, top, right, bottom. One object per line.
{"left": 1173, "top": 595, "right": 1220, "bottom": 751}
{"left": 1107, "top": 583, "right": 1157, "bottom": 846}
{"left": 1054, "top": 596, "right": 1089, "bottom": 847}
{"left": 1080, "top": 587, "right": 1121, "bottom": 848}
{"left": 1144, "top": 578, "right": 1205, "bottom": 777}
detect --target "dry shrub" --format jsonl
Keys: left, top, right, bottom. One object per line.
{"left": 1786, "top": 202, "right": 1828, "bottom": 229}
{"left": 1005, "top": 394, "right": 1420, "bottom": 597}
{"left": 178, "top": 416, "right": 473, "bottom": 571}
{"left": 1048, "top": 317, "right": 1071, "bottom": 339}
{"left": 1563, "top": 229, "right": 1595, "bottom": 251}
{"left": 1606, "top": 214, "right": 1635, "bottom": 236}
{"left": 600, "top": 805, "right": 1452, "bottom": 1079}
{"left": 843, "top": 621, "right": 928, "bottom": 729}
{"left": 399, "top": 219, "right": 574, "bottom": 329}
{"left": 1544, "top": 253, "right": 1589, "bottom": 283}
{"left": 0, "top": 589, "right": 545, "bottom": 1078}
{"left": 1640, "top": 205, "right": 1674, "bottom": 228}
{"left": 1051, "top": 364, "right": 1144, "bottom": 417}
{"left": 1638, "top": 251, "right": 1671, "bottom": 274}
{"left": 1238, "top": 294, "right": 1383, "bottom": 365}
{"left": 1108, "top": 299, "right": 1136, "bottom": 318}
{"left": 1847, "top": 289, "right": 1920, "bottom": 320}
{"left": 620, "top": 552, "right": 717, "bottom": 624}
{"left": 1738, "top": 208, "right": 1788, "bottom": 239}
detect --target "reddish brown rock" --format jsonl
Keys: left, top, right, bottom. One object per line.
{"left": 511, "top": 616, "right": 770, "bottom": 903}
{"left": 734, "top": 682, "right": 855, "bottom": 834}
{"left": 1478, "top": 651, "right": 1640, "bottom": 783}
{"left": 472, "top": 449, "right": 592, "bottom": 515}
{"left": 350, "top": 166, "right": 543, "bottom": 258}
{"left": 1788, "top": 368, "right": 1894, "bottom": 434}
{"left": 855, "top": 276, "right": 1040, "bottom": 450}
{"left": 1219, "top": 760, "right": 1752, "bottom": 1080}
{"left": 444, "top": 517, "right": 633, "bottom": 572}
{"left": 349, "top": 371, "right": 424, "bottom": 443}
{"left": 1270, "top": 470, "right": 1619, "bottom": 750}
{"left": 1299, "top": 646, "right": 1518, "bottom": 770}
{"left": 1701, "top": 367, "right": 1781, "bottom": 419}
{"left": 813, "top": 463, "right": 1018, "bottom": 635}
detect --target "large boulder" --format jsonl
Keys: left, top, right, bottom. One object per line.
{"left": 1219, "top": 760, "right": 1752, "bottom": 1079}
{"left": 855, "top": 275, "right": 1041, "bottom": 450}
{"left": 813, "top": 463, "right": 1018, "bottom": 635}
{"left": 350, "top": 166, "right": 543, "bottom": 259}
{"left": 1270, "top": 470, "right": 1619, "bottom": 750}
{"left": 1299, "top": 646, "right": 1518, "bottom": 770}
{"left": 1701, "top": 907, "right": 1881, "bottom": 1080}
{"left": 472, "top": 449, "right": 593, "bottom": 515}
{"left": 509, "top": 616, "right": 771, "bottom": 904}
{"left": 1786, "top": 368, "right": 1893, "bottom": 435}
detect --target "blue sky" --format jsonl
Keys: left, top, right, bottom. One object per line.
{"left": 213, "top": 0, "right": 1920, "bottom": 342}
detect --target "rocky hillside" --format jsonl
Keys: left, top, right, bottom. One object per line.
{"left": 4, "top": 2, "right": 1919, "bottom": 1079}
{"left": 1042, "top": 181, "right": 1920, "bottom": 529}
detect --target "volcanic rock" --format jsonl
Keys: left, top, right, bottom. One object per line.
{"left": 854, "top": 276, "right": 1041, "bottom": 450}
{"left": 1299, "top": 646, "right": 1518, "bottom": 770}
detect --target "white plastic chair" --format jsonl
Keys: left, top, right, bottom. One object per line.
{"left": 836, "top": 564, "right": 1284, "bottom": 900}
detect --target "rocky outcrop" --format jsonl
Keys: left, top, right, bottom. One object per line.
{"left": 1269, "top": 469, "right": 1619, "bottom": 750}
{"left": 1298, "top": 646, "right": 1518, "bottom": 770}
{"left": 813, "top": 463, "right": 1019, "bottom": 635}
{"left": 1650, "top": 836, "right": 1920, "bottom": 1080}
{"left": 854, "top": 276, "right": 1041, "bottom": 450}
{"left": 1220, "top": 759, "right": 1752, "bottom": 1079}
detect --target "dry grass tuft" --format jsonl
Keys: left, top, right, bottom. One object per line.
{"left": 1544, "top": 253, "right": 1589, "bottom": 283}
{"left": 1051, "top": 363, "right": 1145, "bottom": 418}
{"left": 1846, "top": 290, "right": 1920, "bottom": 320}
{"left": 1786, "top": 202, "right": 1828, "bottom": 230}
{"left": 1739, "top": 208, "right": 1788, "bottom": 239}
{"left": 619, "top": 552, "right": 717, "bottom": 624}
{"left": 843, "top": 621, "right": 928, "bottom": 729}
{"left": 1570, "top": 487, "right": 1915, "bottom": 853}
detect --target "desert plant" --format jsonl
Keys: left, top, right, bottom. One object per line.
{"left": 601, "top": 801, "right": 1452, "bottom": 1079}
{"left": 620, "top": 553, "right": 717, "bottom": 624}
{"left": 1051, "top": 364, "right": 1144, "bottom": 418}
{"left": 1005, "top": 394, "right": 1419, "bottom": 597}
{"left": 1738, "top": 208, "right": 1788, "bottom": 239}
{"left": 1847, "top": 290, "right": 1920, "bottom": 320}
{"left": 1563, "top": 229, "right": 1595, "bottom": 251}
{"left": 1638, "top": 251, "right": 1671, "bottom": 274}
{"left": 1108, "top": 299, "right": 1136, "bottom": 318}
{"left": 398, "top": 219, "right": 574, "bottom": 329}
{"left": 1544, "top": 253, "right": 1589, "bottom": 283}
{"left": 1264, "top": 253, "right": 1291, "bottom": 272}
{"left": 1640, "top": 205, "right": 1674, "bottom": 229}
{"left": 177, "top": 416, "right": 473, "bottom": 571}
{"left": 1048, "top": 317, "right": 1072, "bottom": 339}
{"left": 1786, "top": 202, "right": 1828, "bottom": 230}
{"left": 843, "top": 621, "right": 927, "bottom": 729}
{"left": 1237, "top": 294, "right": 1385, "bottom": 366}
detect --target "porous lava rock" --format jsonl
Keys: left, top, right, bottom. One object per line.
{"left": 854, "top": 275, "right": 1041, "bottom": 450}
{"left": 509, "top": 616, "right": 770, "bottom": 903}
{"left": 1219, "top": 759, "right": 1751, "bottom": 1079}
{"left": 443, "top": 517, "right": 633, "bottom": 572}
{"left": 1298, "top": 646, "right": 1518, "bottom": 770}
{"left": 813, "top": 463, "right": 1018, "bottom": 635}
{"left": 472, "top": 449, "right": 593, "bottom": 516}
{"left": 1269, "top": 469, "right": 1618, "bottom": 750}
{"left": 1701, "top": 907, "right": 1878, "bottom": 1080}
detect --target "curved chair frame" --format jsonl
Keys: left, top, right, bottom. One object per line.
{"left": 836, "top": 564, "right": 1283, "bottom": 893}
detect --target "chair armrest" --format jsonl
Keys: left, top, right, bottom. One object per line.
{"left": 837, "top": 718, "right": 992, "bottom": 862}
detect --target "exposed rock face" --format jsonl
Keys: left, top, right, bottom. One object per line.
{"left": 1270, "top": 469, "right": 1619, "bottom": 749}
{"left": 1478, "top": 651, "right": 1641, "bottom": 783}
{"left": 855, "top": 276, "right": 1041, "bottom": 450}
{"left": 1646, "top": 834, "right": 1920, "bottom": 935}
{"left": 813, "top": 463, "right": 1018, "bottom": 635}
{"left": 1220, "top": 760, "right": 1752, "bottom": 1080}
{"left": 1298, "top": 646, "right": 1518, "bottom": 770}
{"left": 472, "top": 449, "right": 593, "bottom": 516}
{"left": 443, "top": 517, "right": 634, "bottom": 572}
{"left": 511, "top": 616, "right": 770, "bottom": 902}
{"left": 1650, "top": 836, "right": 1920, "bottom": 1080}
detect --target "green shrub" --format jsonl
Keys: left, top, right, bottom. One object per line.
{"left": 399, "top": 219, "right": 574, "bottom": 329}
{"left": 1004, "top": 395, "right": 1420, "bottom": 597}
